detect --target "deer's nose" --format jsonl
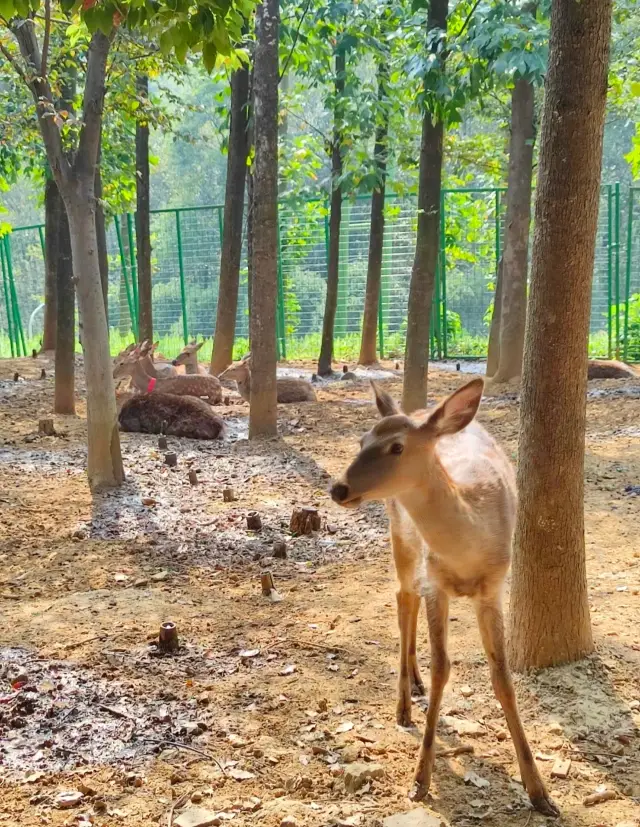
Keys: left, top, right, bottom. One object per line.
{"left": 330, "top": 482, "right": 350, "bottom": 504}
{"left": 172, "top": 360, "right": 178, "bottom": 365}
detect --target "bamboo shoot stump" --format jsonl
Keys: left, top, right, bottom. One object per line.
{"left": 158, "top": 621, "right": 179, "bottom": 653}
{"left": 260, "top": 570, "right": 283, "bottom": 603}
{"left": 38, "top": 418, "right": 55, "bottom": 436}
{"left": 290, "top": 507, "right": 321, "bottom": 536}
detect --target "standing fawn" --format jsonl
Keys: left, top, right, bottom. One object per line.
{"left": 330, "top": 378, "right": 558, "bottom": 816}
{"left": 172, "top": 340, "right": 209, "bottom": 375}
{"left": 219, "top": 355, "right": 317, "bottom": 403}
{"left": 113, "top": 351, "right": 223, "bottom": 403}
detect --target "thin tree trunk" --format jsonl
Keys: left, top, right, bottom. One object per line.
{"left": 119, "top": 213, "right": 131, "bottom": 334}
{"left": 317, "top": 45, "right": 346, "bottom": 377}
{"left": 508, "top": 0, "right": 613, "bottom": 670}
{"left": 42, "top": 176, "right": 59, "bottom": 352}
{"left": 402, "top": 0, "right": 447, "bottom": 413}
{"left": 486, "top": 255, "right": 504, "bottom": 377}
{"left": 136, "top": 74, "right": 153, "bottom": 343}
{"left": 491, "top": 77, "right": 535, "bottom": 383}
{"left": 54, "top": 198, "right": 75, "bottom": 415}
{"left": 211, "top": 64, "right": 250, "bottom": 374}
{"left": 249, "top": 0, "right": 279, "bottom": 437}
{"left": 246, "top": 64, "right": 255, "bottom": 343}
{"left": 95, "top": 143, "right": 109, "bottom": 319}
{"left": 359, "top": 65, "right": 388, "bottom": 367}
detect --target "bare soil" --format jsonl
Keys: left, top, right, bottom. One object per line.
{"left": 1, "top": 356, "right": 639, "bottom": 827}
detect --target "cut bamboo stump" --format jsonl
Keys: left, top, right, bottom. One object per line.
{"left": 188, "top": 469, "right": 199, "bottom": 485}
{"left": 246, "top": 512, "right": 262, "bottom": 531}
{"left": 223, "top": 488, "right": 236, "bottom": 502}
{"left": 40, "top": 368, "right": 46, "bottom": 379}
{"left": 273, "top": 540, "right": 287, "bottom": 559}
{"left": 164, "top": 452, "right": 177, "bottom": 467}
{"left": 158, "top": 436, "right": 168, "bottom": 450}
{"left": 158, "top": 621, "right": 179, "bottom": 653}
{"left": 290, "top": 507, "right": 321, "bottom": 536}
{"left": 38, "top": 418, "right": 55, "bottom": 436}
{"left": 260, "top": 570, "right": 283, "bottom": 603}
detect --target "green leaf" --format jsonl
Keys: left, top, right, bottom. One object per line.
{"left": 211, "top": 19, "right": 231, "bottom": 55}
{"left": 0, "top": 0, "right": 15, "bottom": 19}
{"left": 174, "top": 38, "right": 188, "bottom": 63}
{"left": 159, "top": 30, "right": 173, "bottom": 56}
{"left": 203, "top": 40, "right": 217, "bottom": 73}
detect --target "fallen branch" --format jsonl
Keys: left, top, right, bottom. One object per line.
{"left": 142, "top": 738, "right": 228, "bottom": 776}
{"left": 167, "top": 791, "right": 189, "bottom": 827}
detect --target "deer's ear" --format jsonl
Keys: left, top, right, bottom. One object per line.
{"left": 195, "top": 341, "right": 204, "bottom": 352}
{"left": 421, "top": 378, "right": 484, "bottom": 438}
{"left": 371, "top": 382, "right": 400, "bottom": 418}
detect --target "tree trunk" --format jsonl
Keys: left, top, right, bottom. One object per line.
{"left": 94, "top": 144, "right": 109, "bottom": 319}
{"left": 402, "top": 0, "right": 447, "bottom": 413}
{"left": 66, "top": 191, "right": 125, "bottom": 488}
{"left": 136, "top": 74, "right": 153, "bottom": 343}
{"left": 317, "top": 45, "right": 346, "bottom": 377}
{"left": 246, "top": 64, "right": 255, "bottom": 343}
{"left": 486, "top": 255, "right": 504, "bottom": 377}
{"left": 491, "top": 78, "right": 535, "bottom": 383}
{"left": 42, "top": 176, "right": 59, "bottom": 352}
{"left": 249, "top": 0, "right": 279, "bottom": 438}
{"left": 54, "top": 198, "right": 75, "bottom": 415}
{"left": 508, "top": 0, "right": 613, "bottom": 670}
{"left": 358, "top": 65, "right": 388, "bottom": 367}
{"left": 119, "top": 214, "right": 131, "bottom": 334}
{"left": 211, "top": 64, "right": 250, "bottom": 374}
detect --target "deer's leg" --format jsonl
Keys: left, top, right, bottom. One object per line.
{"left": 411, "top": 587, "right": 450, "bottom": 802}
{"left": 391, "top": 526, "right": 425, "bottom": 727}
{"left": 474, "top": 598, "right": 559, "bottom": 817}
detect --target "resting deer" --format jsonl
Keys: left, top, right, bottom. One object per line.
{"left": 172, "top": 340, "right": 209, "bottom": 375}
{"left": 138, "top": 341, "right": 181, "bottom": 378}
{"left": 330, "top": 378, "right": 558, "bottom": 816}
{"left": 113, "top": 351, "right": 223, "bottom": 404}
{"left": 119, "top": 393, "right": 224, "bottom": 439}
{"left": 219, "top": 356, "right": 317, "bottom": 403}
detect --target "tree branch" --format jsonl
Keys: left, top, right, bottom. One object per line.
{"left": 0, "top": 40, "right": 29, "bottom": 87}
{"left": 279, "top": 0, "right": 312, "bottom": 82}
{"left": 454, "top": 0, "right": 482, "bottom": 38}
{"left": 76, "top": 30, "right": 111, "bottom": 181}
{"left": 41, "top": 0, "right": 51, "bottom": 79}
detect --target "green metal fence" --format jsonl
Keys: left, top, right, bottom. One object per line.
{"left": 2, "top": 184, "right": 639, "bottom": 361}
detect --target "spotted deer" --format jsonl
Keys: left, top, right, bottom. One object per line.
{"left": 330, "top": 378, "right": 558, "bottom": 816}
{"left": 172, "top": 340, "right": 209, "bottom": 375}
{"left": 219, "top": 355, "right": 317, "bottom": 403}
{"left": 113, "top": 350, "right": 222, "bottom": 403}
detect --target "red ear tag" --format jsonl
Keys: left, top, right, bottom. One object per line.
{"left": 147, "top": 377, "right": 157, "bottom": 393}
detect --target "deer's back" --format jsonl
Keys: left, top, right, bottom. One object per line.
{"left": 276, "top": 378, "right": 317, "bottom": 403}
{"left": 119, "top": 393, "right": 224, "bottom": 439}
{"left": 159, "top": 374, "right": 222, "bottom": 403}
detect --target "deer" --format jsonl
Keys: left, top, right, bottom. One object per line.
{"left": 219, "top": 355, "right": 317, "bottom": 403}
{"left": 329, "top": 378, "right": 558, "bottom": 817}
{"left": 172, "top": 340, "right": 209, "bottom": 375}
{"left": 113, "top": 349, "right": 223, "bottom": 404}
{"left": 137, "top": 341, "right": 181, "bottom": 378}
{"left": 118, "top": 392, "right": 224, "bottom": 439}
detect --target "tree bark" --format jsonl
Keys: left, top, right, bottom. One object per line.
{"left": 491, "top": 77, "right": 535, "bottom": 383}
{"left": 247, "top": 64, "right": 255, "bottom": 342}
{"left": 358, "top": 65, "right": 388, "bottom": 367}
{"left": 54, "top": 198, "right": 75, "bottom": 415}
{"left": 402, "top": 0, "right": 447, "bottom": 413}
{"left": 508, "top": 0, "right": 613, "bottom": 670}
{"left": 211, "top": 64, "right": 250, "bottom": 374}
{"left": 136, "top": 74, "right": 153, "bottom": 343}
{"left": 486, "top": 255, "right": 504, "bottom": 377}
{"left": 317, "top": 45, "right": 346, "bottom": 377}
{"left": 94, "top": 142, "right": 109, "bottom": 319}
{"left": 42, "top": 176, "right": 59, "bottom": 351}
{"left": 249, "top": 0, "right": 279, "bottom": 438}
{"left": 118, "top": 213, "right": 131, "bottom": 334}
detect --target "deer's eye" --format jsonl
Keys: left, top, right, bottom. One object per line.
{"left": 390, "top": 442, "right": 404, "bottom": 455}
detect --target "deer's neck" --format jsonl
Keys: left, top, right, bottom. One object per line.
{"left": 141, "top": 355, "right": 158, "bottom": 377}
{"left": 131, "top": 360, "right": 154, "bottom": 392}
{"left": 184, "top": 360, "right": 198, "bottom": 375}
{"left": 236, "top": 372, "right": 251, "bottom": 402}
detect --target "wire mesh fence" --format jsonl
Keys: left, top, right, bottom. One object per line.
{"left": 1, "top": 185, "right": 638, "bottom": 361}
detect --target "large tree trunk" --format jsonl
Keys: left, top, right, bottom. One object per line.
{"left": 317, "top": 45, "right": 346, "bottom": 377}
{"left": 211, "top": 64, "right": 250, "bottom": 374}
{"left": 358, "top": 65, "right": 388, "bottom": 367}
{"left": 508, "top": 0, "right": 613, "bottom": 670}
{"left": 402, "top": 0, "right": 447, "bottom": 413}
{"left": 491, "top": 78, "right": 535, "bottom": 383}
{"left": 486, "top": 255, "right": 504, "bottom": 377}
{"left": 54, "top": 198, "right": 75, "bottom": 415}
{"left": 249, "top": 0, "right": 279, "bottom": 437}
{"left": 42, "top": 176, "right": 59, "bottom": 351}
{"left": 94, "top": 145, "right": 109, "bottom": 319}
{"left": 136, "top": 74, "right": 153, "bottom": 343}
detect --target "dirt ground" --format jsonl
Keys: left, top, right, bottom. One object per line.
{"left": 1, "top": 355, "right": 639, "bottom": 827}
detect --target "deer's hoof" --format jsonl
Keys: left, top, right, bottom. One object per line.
{"left": 411, "top": 679, "right": 425, "bottom": 697}
{"left": 530, "top": 792, "right": 560, "bottom": 818}
{"left": 408, "top": 780, "right": 429, "bottom": 802}
{"left": 396, "top": 704, "right": 413, "bottom": 728}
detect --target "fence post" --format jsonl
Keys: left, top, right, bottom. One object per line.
{"left": 0, "top": 238, "right": 16, "bottom": 357}
{"left": 175, "top": 210, "right": 189, "bottom": 345}
{"left": 624, "top": 187, "right": 634, "bottom": 363}
{"left": 440, "top": 189, "right": 447, "bottom": 359}
{"left": 114, "top": 216, "right": 137, "bottom": 336}
{"left": 276, "top": 219, "right": 286, "bottom": 360}
{"left": 607, "top": 184, "right": 613, "bottom": 358}
{"left": 126, "top": 212, "right": 139, "bottom": 329}
{"left": 4, "top": 236, "right": 26, "bottom": 356}
{"left": 37, "top": 225, "right": 45, "bottom": 258}
{"left": 614, "top": 182, "right": 621, "bottom": 358}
